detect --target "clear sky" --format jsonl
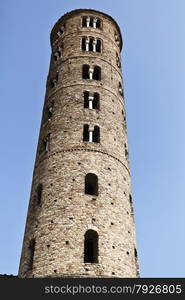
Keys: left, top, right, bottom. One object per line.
{"left": 1, "top": 0, "right": 185, "bottom": 277}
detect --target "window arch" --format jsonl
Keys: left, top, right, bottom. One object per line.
{"left": 96, "top": 39, "right": 101, "bottom": 52}
{"left": 93, "top": 126, "right": 100, "bottom": 143}
{"left": 93, "top": 66, "right": 101, "bottom": 80}
{"left": 93, "top": 93, "right": 100, "bottom": 109}
{"left": 83, "top": 124, "right": 89, "bottom": 141}
{"left": 84, "top": 91, "right": 89, "bottom": 108}
{"left": 85, "top": 173, "right": 98, "bottom": 196}
{"left": 45, "top": 100, "right": 54, "bottom": 121}
{"left": 40, "top": 134, "right": 50, "bottom": 153}
{"left": 82, "top": 64, "right": 90, "bottom": 79}
{"left": 82, "top": 37, "right": 86, "bottom": 51}
{"left": 84, "top": 230, "right": 98, "bottom": 263}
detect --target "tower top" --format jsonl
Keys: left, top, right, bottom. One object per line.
{"left": 50, "top": 8, "right": 123, "bottom": 50}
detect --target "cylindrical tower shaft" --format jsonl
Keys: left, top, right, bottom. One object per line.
{"left": 18, "top": 9, "right": 139, "bottom": 278}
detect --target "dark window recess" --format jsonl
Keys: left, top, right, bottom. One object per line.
{"left": 41, "top": 134, "right": 50, "bottom": 153}
{"left": 54, "top": 45, "right": 62, "bottom": 61}
{"left": 119, "top": 82, "right": 123, "bottom": 95}
{"left": 96, "top": 19, "right": 101, "bottom": 28}
{"left": 116, "top": 52, "right": 121, "bottom": 68}
{"left": 82, "top": 17, "right": 87, "bottom": 27}
{"left": 46, "top": 101, "right": 54, "bottom": 121}
{"left": 89, "top": 18, "right": 93, "bottom": 27}
{"left": 93, "top": 126, "right": 100, "bottom": 143}
{"left": 84, "top": 230, "right": 98, "bottom": 263}
{"left": 93, "top": 93, "right": 100, "bottom": 109}
{"left": 49, "top": 74, "right": 58, "bottom": 88}
{"left": 36, "top": 184, "right": 43, "bottom": 206}
{"left": 57, "top": 24, "right": 65, "bottom": 38}
{"left": 93, "top": 66, "right": 101, "bottom": 80}
{"left": 26, "top": 239, "right": 35, "bottom": 271}
{"left": 96, "top": 40, "right": 101, "bottom": 52}
{"left": 85, "top": 173, "right": 98, "bottom": 196}
{"left": 125, "top": 148, "right": 128, "bottom": 158}
{"left": 82, "top": 64, "right": 90, "bottom": 79}
{"left": 82, "top": 37, "right": 86, "bottom": 51}
{"left": 135, "top": 248, "right": 138, "bottom": 258}
{"left": 89, "top": 38, "right": 93, "bottom": 51}
{"left": 84, "top": 91, "right": 89, "bottom": 108}
{"left": 83, "top": 124, "right": 89, "bottom": 141}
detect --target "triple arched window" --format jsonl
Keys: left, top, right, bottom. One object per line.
{"left": 82, "top": 16, "right": 101, "bottom": 29}
{"left": 82, "top": 37, "right": 101, "bottom": 53}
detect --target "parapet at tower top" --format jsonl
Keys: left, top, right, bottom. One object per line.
{"left": 50, "top": 9, "right": 123, "bottom": 51}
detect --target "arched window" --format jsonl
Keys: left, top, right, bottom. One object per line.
{"left": 84, "top": 230, "right": 98, "bottom": 263}
{"left": 82, "top": 64, "right": 90, "bottom": 79}
{"left": 96, "top": 40, "right": 101, "bottom": 52}
{"left": 89, "top": 38, "right": 94, "bottom": 51}
{"left": 82, "top": 37, "right": 86, "bottom": 51}
{"left": 93, "top": 66, "right": 101, "bottom": 80}
{"left": 49, "top": 73, "right": 58, "bottom": 89}
{"left": 93, "top": 126, "right": 100, "bottom": 143}
{"left": 36, "top": 184, "right": 43, "bottom": 206}
{"left": 54, "top": 45, "right": 62, "bottom": 61}
{"left": 26, "top": 238, "right": 35, "bottom": 271}
{"left": 57, "top": 24, "right": 65, "bottom": 38}
{"left": 42, "top": 134, "right": 50, "bottom": 152}
{"left": 83, "top": 124, "right": 89, "bottom": 141}
{"left": 129, "top": 194, "right": 134, "bottom": 215}
{"left": 93, "top": 93, "right": 100, "bottom": 109}
{"left": 82, "top": 17, "right": 101, "bottom": 29}
{"left": 96, "top": 19, "right": 101, "bottom": 28}
{"left": 45, "top": 100, "right": 54, "bottom": 121}
{"left": 125, "top": 143, "right": 128, "bottom": 158}
{"left": 85, "top": 173, "right": 98, "bottom": 196}
{"left": 84, "top": 91, "right": 89, "bottom": 108}
{"left": 119, "top": 82, "right": 123, "bottom": 96}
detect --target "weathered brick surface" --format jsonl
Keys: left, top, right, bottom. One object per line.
{"left": 18, "top": 9, "right": 139, "bottom": 278}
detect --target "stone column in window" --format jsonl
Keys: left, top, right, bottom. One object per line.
{"left": 89, "top": 68, "right": 94, "bottom": 80}
{"left": 93, "top": 18, "right": 98, "bottom": 28}
{"left": 88, "top": 96, "right": 94, "bottom": 109}
{"left": 54, "top": 51, "right": 60, "bottom": 60}
{"left": 88, "top": 127, "right": 94, "bottom": 142}
{"left": 85, "top": 37, "right": 90, "bottom": 51}
{"left": 86, "top": 16, "right": 90, "bottom": 27}
{"left": 92, "top": 38, "right": 97, "bottom": 52}
{"left": 52, "top": 78, "right": 57, "bottom": 87}
{"left": 57, "top": 31, "right": 61, "bottom": 38}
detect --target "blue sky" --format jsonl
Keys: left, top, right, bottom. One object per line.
{"left": 1, "top": 0, "right": 185, "bottom": 277}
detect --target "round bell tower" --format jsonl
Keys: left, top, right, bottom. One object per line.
{"left": 18, "top": 9, "right": 139, "bottom": 278}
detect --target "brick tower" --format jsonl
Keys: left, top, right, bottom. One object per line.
{"left": 18, "top": 9, "right": 139, "bottom": 278}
